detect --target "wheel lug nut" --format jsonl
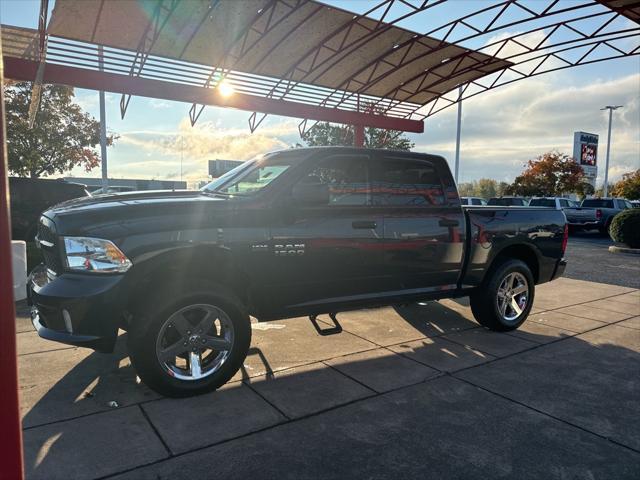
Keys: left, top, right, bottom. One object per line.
{"left": 201, "top": 338, "right": 206, "bottom": 344}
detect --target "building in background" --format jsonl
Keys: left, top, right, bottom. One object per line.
{"left": 208, "top": 159, "right": 244, "bottom": 178}
{"left": 64, "top": 177, "right": 187, "bottom": 191}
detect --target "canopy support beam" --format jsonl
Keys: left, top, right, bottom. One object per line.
{"left": 3, "top": 57, "right": 424, "bottom": 132}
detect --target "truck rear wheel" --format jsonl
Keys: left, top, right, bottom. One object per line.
{"left": 127, "top": 290, "right": 251, "bottom": 397}
{"left": 470, "top": 259, "right": 534, "bottom": 332}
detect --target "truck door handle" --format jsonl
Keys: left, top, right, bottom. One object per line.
{"left": 439, "top": 219, "right": 459, "bottom": 227}
{"left": 352, "top": 220, "right": 377, "bottom": 229}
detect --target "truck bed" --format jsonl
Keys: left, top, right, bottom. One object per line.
{"left": 461, "top": 206, "right": 567, "bottom": 288}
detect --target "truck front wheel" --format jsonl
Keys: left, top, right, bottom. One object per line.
{"left": 470, "top": 259, "right": 535, "bottom": 332}
{"left": 127, "top": 290, "right": 251, "bottom": 397}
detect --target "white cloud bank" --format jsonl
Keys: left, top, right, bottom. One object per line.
{"left": 413, "top": 72, "right": 640, "bottom": 184}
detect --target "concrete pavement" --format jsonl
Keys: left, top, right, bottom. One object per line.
{"left": 16, "top": 277, "right": 640, "bottom": 479}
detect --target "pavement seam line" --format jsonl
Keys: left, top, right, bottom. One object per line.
{"left": 18, "top": 310, "right": 628, "bottom": 433}
{"left": 320, "top": 360, "right": 379, "bottom": 394}
{"left": 241, "top": 380, "right": 292, "bottom": 421}
{"left": 451, "top": 374, "right": 640, "bottom": 456}
{"left": 450, "top": 313, "right": 640, "bottom": 376}
{"left": 97, "top": 372, "right": 457, "bottom": 480}
{"left": 137, "top": 403, "right": 174, "bottom": 458}
{"left": 19, "top": 288, "right": 639, "bottom": 435}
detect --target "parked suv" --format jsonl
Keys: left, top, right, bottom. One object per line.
{"left": 9, "top": 177, "right": 90, "bottom": 241}
{"left": 29, "top": 148, "right": 567, "bottom": 397}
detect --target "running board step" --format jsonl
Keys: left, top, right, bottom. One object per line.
{"left": 309, "top": 313, "right": 342, "bottom": 336}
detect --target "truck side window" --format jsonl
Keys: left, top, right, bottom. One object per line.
{"left": 370, "top": 158, "right": 445, "bottom": 206}
{"left": 297, "top": 155, "right": 370, "bottom": 206}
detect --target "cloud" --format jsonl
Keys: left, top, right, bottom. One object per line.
{"left": 116, "top": 118, "right": 293, "bottom": 181}
{"left": 412, "top": 72, "right": 640, "bottom": 185}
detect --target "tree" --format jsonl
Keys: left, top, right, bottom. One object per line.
{"left": 505, "top": 151, "right": 584, "bottom": 197}
{"left": 301, "top": 122, "right": 413, "bottom": 150}
{"left": 611, "top": 169, "right": 640, "bottom": 200}
{"left": 457, "top": 178, "right": 505, "bottom": 198}
{"left": 5, "top": 82, "right": 115, "bottom": 178}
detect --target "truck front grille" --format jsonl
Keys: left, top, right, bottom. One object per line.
{"left": 37, "top": 216, "right": 63, "bottom": 274}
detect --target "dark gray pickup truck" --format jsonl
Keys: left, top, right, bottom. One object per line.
{"left": 565, "top": 197, "right": 633, "bottom": 233}
{"left": 28, "top": 147, "right": 567, "bottom": 396}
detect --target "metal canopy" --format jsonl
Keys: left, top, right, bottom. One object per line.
{"left": 1, "top": 0, "right": 639, "bottom": 135}
{"left": 46, "top": 0, "right": 510, "bottom": 105}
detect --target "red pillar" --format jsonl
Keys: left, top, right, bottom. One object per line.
{"left": 0, "top": 34, "right": 25, "bottom": 480}
{"left": 354, "top": 124, "right": 365, "bottom": 147}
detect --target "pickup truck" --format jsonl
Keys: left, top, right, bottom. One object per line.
{"left": 564, "top": 197, "right": 633, "bottom": 233}
{"left": 529, "top": 197, "right": 580, "bottom": 210}
{"left": 28, "top": 148, "right": 568, "bottom": 397}
{"left": 487, "top": 196, "right": 529, "bottom": 206}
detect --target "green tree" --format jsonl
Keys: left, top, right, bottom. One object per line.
{"left": 457, "top": 178, "right": 503, "bottom": 198}
{"left": 476, "top": 178, "right": 497, "bottom": 199}
{"left": 5, "top": 82, "right": 115, "bottom": 178}
{"left": 457, "top": 182, "right": 474, "bottom": 197}
{"left": 505, "top": 151, "right": 584, "bottom": 197}
{"left": 496, "top": 181, "right": 510, "bottom": 197}
{"left": 611, "top": 169, "right": 640, "bottom": 200}
{"left": 301, "top": 122, "right": 413, "bottom": 150}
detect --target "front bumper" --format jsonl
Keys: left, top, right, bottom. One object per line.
{"left": 28, "top": 264, "right": 126, "bottom": 353}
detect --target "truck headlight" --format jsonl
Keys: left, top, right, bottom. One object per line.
{"left": 63, "top": 237, "right": 132, "bottom": 273}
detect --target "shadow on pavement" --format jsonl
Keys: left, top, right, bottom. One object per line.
{"left": 20, "top": 301, "right": 640, "bottom": 480}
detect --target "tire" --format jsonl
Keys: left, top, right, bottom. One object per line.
{"left": 470, "top": 258, "right": 535, "bottom": 332}
{"left": 127, "top": 288, "right": 251, "bottom": 397}
{"left": 599, "top": 219, "right": 612, "bottom": 236}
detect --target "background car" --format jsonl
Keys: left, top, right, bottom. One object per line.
{"left": 461, "top": 196, "right": 487, "bottom": 206}
{"left": 487, "top": 196, "right": 529, "bottom": 206}
{"left": 9, "top": 177, "right": 90, "bottom": 241}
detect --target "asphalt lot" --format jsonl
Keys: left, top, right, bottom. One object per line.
{"left": 564, "top": 231, "right": 640, "bottom": 288}
{"left": 16, "top": 277, "right": 640, "bottom": 480}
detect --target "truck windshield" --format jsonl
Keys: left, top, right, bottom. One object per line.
{"left": 582, "top": 199, "right": 613, "bottom": 208}
{"left": 201, "top": 155, "right": 295, "bottom": 195}
{"left": 529, "top": 199, "right": 555, "bottom": 207}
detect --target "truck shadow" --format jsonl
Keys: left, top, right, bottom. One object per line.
{"left": 20, "top": 302, "right": 640, "bottom": 480}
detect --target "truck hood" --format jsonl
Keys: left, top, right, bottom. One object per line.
{"left": 43, "top": 189, "right": 234, "bottom": 238}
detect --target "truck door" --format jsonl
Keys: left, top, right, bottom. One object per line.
{"left": 371, "top": 153, "right": 465, "bottom": 292}
{"left": 262, "top": 153, "right": 388, "bottom": 314}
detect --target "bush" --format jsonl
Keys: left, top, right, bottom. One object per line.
{"left": 609, "top": 209, "right": 640, "bottom": 248}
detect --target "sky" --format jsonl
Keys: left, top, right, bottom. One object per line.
{"left": 0, "top": 0, "right": 638, "bottom": 187}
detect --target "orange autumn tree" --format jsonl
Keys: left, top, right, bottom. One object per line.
{"left": 505, "top": 151, "right": 586, "bottom": 197}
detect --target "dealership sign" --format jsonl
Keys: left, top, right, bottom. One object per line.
{"left": 573, "top": 131, "right": 598, "bottom": 185}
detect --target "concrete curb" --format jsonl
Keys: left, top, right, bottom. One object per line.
{"left": 608, "top": 245, "right": 640, "bottom": 255}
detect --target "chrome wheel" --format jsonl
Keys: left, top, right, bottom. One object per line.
{"left": 496, "top": 272, "right": 529, "bottom": 322}
{"left": 155, "top": 304, "right": 234, "bottom": 381}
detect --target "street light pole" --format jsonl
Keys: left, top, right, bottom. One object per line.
{"left": 99, "top": 46, "right": 108, "bottom": 191}
{"left": 600, "top": 105, "right": 622, "bottom": 197}
{"left": 454, "top": 85, "right": 463, "bottom": 184}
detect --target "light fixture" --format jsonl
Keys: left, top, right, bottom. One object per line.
{"left": 218, "top": 80, "right": 235, "bottom": 97}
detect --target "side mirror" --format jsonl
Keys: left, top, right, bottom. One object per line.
{"left": 291, "top": 183, "right": 329, "bottom": 206}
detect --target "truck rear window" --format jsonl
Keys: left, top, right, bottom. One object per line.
{"left": 488, "top": 198, "right": 526, "bottom": 206}
{"left": 529, "top": 199, "right": 555, "bottom": 207}
{"left": 581, "top": 199, "right": 613, "bottom": 208}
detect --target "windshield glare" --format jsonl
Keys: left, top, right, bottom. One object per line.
{"left": 201, "top": 155, "right": 295, "bottom": 195}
